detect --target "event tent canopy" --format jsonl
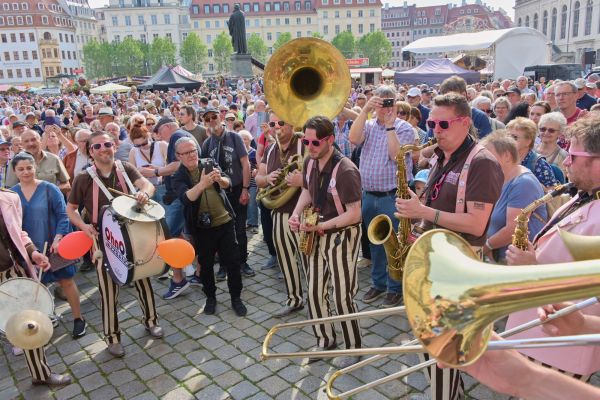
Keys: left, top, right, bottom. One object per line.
{"left": 402, "top": 27, "right": 547, "bottom": 80}
{"left": 90, "top": 83, "right": 130, "bottom": 94}
{"left": 395, "top": 58, "right": 480, "bottom": 85}
{"left": 138, "top": 66, "right": 202, "bottom": 91}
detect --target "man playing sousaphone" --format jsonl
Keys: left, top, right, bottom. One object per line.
{"left": 66, "top": 131, "right": 163, "bottom": 358}
{"left": 255, "top": 112, "right": 306, "bottom": 317}
{"left": 288, "top": 116, "right": 363, "bottom": 369}
{"left": 395, "top": 93, "right": 503, "bottom": 400}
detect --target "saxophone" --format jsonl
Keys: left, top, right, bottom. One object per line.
{"left": 299, "top": 206, "right": 320, "bottom": 255}
{"left": 367, "top": 139, "right": 436, "bottom": 281}
{"left": 512, "top": 182, "right": 574, "bottom": 250}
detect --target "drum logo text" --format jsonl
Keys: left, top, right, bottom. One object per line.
{"left": 104, "top": 227, "right": 127, "bottom": 263}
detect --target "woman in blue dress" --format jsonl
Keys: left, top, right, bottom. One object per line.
{"left": 11, "top": 152, "right": 86, "bottom": 338}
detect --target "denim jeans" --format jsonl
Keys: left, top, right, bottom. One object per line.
{"left": 361, "top": 191, "right": 401, "bottom": 294}
{"left": 165, "top": 198, "right": 185, "bottom": 238}
{"left": 247, "top": 186, "right": 259, "bottom": 226}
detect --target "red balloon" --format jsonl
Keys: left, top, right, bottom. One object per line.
{"left": 157, "top": 239, "right": 195, "bottom": 269}
{"left": 58, "top": 231, "right": 93, "bottom": 260}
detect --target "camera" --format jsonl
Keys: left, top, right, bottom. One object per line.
{"left": 203, "top": 158, "right": 214, "bottom": 174}
{"left": 197, "top": 212, "right": 212, "bottom": 228}
{"left": 382, "top": 99, "right": 395, "bottom": 108}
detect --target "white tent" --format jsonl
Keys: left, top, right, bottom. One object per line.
{"left": 90, "top": 82, "right": 130, "bottom": 94}
{"left": 402, "top": 27, "right": 549, "bottom": 80}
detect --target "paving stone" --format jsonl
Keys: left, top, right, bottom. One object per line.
{"left": 117, "top": 379, "right": 148, "bottom": 398}
{"left": 107, "top": 368, "right": 136, "bottom": 386}
{"left": 79, "top": 371, "right": 107, "bottom": 393}
{"left": 163, "top": 387, "right": 195, "bottom": 400}
{"left": 228, "top": 380, "right": 260, "bottom": 399}
{"left": 137, "top": 361, "right": 165, "bottom": 380}
{"left": 172, "top": 365, "right": 202, "bottom": 381}
{"left": 147, "top": 374, "right": 178, "bottom": 396}
{"left": 242, "top": 363, "right": 272, "bottom": 381}
{"left": 54, "top": 383, "right": 82, "bottom": 400}
{"left": 193, "top": 384, "right": 230, "bottom": 400}
{"left": 256, "top": 375, "right": 288, "bottom": 397}
{"left": 88, "top": 384, "right": 120, "bottom": 399}
{"left": 159, "top": 352, "right": 189, "bottom": 370}
{"left": 201, "top": 359, "right": 230, "bottom": 378}
{"left": 69, "top": 360, "right": 99, "bottom": 379}
{"left": 184, "top": 373, "right": 211, "bottom": 393}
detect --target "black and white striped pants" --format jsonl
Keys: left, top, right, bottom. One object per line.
{"left": 1, "top": 265, "right": 51, "bottom": 381}
{"left": 96, "top": 262, "right": 158, "bottom": 344}
{"left": 272, "top": 211, "right": 305, "bottom": 308}
{"left": 302, "top": 225, "right": 362, "bottom": 349}
{"left": 419, "top": 353, "right": 464, "bottom": 400}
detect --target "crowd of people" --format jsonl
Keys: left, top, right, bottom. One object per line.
{"left": 0, "top": 71, "right": 599, "bottom": 398}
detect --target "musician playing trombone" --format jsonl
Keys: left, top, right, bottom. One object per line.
{"left": 505, "top": 115, "right": 600, "bottom": 381}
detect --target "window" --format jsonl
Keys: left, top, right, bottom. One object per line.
{"left": 62, "top": 50, "right": 65, "bottom": 59}
{"left": 112, "top": 16, "right": 118, "bottom": 26}
{"left": 254, "top": 19, "right": 259, "bottom": 27}
{"left": 12, "top": 3, "right": 19, "bottom": 10}
{"left": 0, "top": 71, "right": 3, "bottom": 79}
{"left": 192, "top": 5, "right": 199, "bottom": 13}
{"left": 346, "top": 10, "right": 351, "bottom": 17}
{"left": 335, "top": 10, "right": 339, "bottom": 18}
{"left": 276, "top": 18, "right": 280, "bottom": 25}
{"left": 551, "top": 8, "right": 557, "bottom": 40}
{"left": 322, "top": 0, "right": 327, "bottom": 3}
{"left": 59, "top": 33, "right": 63, "bottom": 41}
{"left": 10, "top": 33, "right": 16, "bottom": 42}
{"left": 274, "top": 2, "right": 280, "bottom": 11}
{"left": 194, "top": 21, "right": 199, "bottom": 28}
{"left": 358, "top": 10, "right": 363, "bottom": 17}
{"left": 306, "top": 17, "right": 311, "bottom": 24}
{"left": 323, "top": 11, "right": 328, "bottom": 19}
{"left": 114, "top": 35, "right": 120, "bottom": 43}
{"left": 204, "top": 4, "right": 210, "bottom": 13}
{"left": 22, "top": 51, "right": 28, "bottom": 60}
{"left": 543, "top": 10, "right": 548, "bottom": 35}
{"left": 19, "top": 33, "right": 25, "bottom": 42}
{"left": 151, "top": 15, "right": 157, "bottom": 24}
{"left": 208, "top": 49, "right": 213, "bottom": 57}
{"left": 125, "top": 16, "right": 131, "bottom": 26}
{"left": 369, "top": 9, "right": 375, "bottom": 17}
{"left": 296, "top": 17, "right": 300, "bottom": 24}
{"left": 525, "top": 15, "right": 529, "bottom": 27}
{"left": 267, "top": 18, "right": 271, "bottom": 26}
{"left": 346, "top": 24, "right": 351, "bottom": 31}
{"left": 267, "top": 32, "right": 272, "bottom": 40}
{"left": 215, "top": 20, "right": 220, "bottom": 28}
{"left": 31, "top": 50, "right": 37, "bottom": 60}
{"left": 16, "top": 69, "right": 22, "bottom": 79}
{"left": 138, "top": 15, "right": 144, "bottom": 25}
{"left": 209, "top": 64, "right": 214, "bottom": 71}
{"left": 284, "top": 2, "right": 289, "bottom": 11}
{"left": 533, "top": 13, "right": 538, "bottom": 30}
{"left": 305, "top": 1, "right": 311, "bottom": 10}
{"left": 370, "top": 23, "right": 374, "bottom": 32}
{"left": 253, "top": 2, "right": 259, "bottom": 11}
{"left": 7, "top": 70, "right": 13, "bottom": 79}
{"left": 0, "top": 17, "right": 3, "bottom": 26}
{"left": 2, "top": 3, "right": 8, "bottom": 9}
{"left": 166, "top": 33, "right": 172, "bottom": 40}
{"left": 212, "top": 4, "right": 220, "bottom": 13}
{"left": 164, "top": 14, "right": 170, "bottom": 24}
{"left": 285, "top": 18, "right": 289, "bottom": 24}
{"left": 573, "top": 1, "right": 580, "bottom": 37}
{"left": 7, "top": 16, "right": 14, "bottom": 25}
{"left": 16, "top": 16, "right": 23, "bottom": 25}
{"left": 0, "top": 34, "right": 5, "bottom": 43}
{"left": 205, "top": 20, "right": 210, "bottom": 28}
{"left": 140, "top": 34, "right": 146, "bottom": 43}
{"left": 560, "top": 5, "right": 567, "bottom": 39}
{"left": 21, "top": 2, "right": 27, "bottom": 10}
{"left": 42, "top": 15, "right": 48, "bottom": 24}
{"left": 241, "top": 3, "right": 247, "bottom": 12}
{"left": 224, "top": 4, "right": 230, "bottom": 13}
{"left": 207, "top": 34, "right": 212, "bottom": 44}
{"left": 358, "top": 23, "right": 363, "bottom": 33}
{"left": 13, "top": 51, "right": 19, "bottom": 61}
{"left": 585, "top": 0, "right": 592, "bottom": 35}
{"left": 35, "top": 68, "right": 40, "bottom": 77}
{"left": 335, "top": 24, "right": 340, "bottom": 34}
{"left": 265, "top": 2, "right": 271, "bottom": 11}
{"left": 323, "top": 25, "right": 328, "bottom": 34}
{"left": 297, "top": 31, "right": 301, "bottom": 38}
{"left": 4, "top": 52, "right": 9, "bottom": 61}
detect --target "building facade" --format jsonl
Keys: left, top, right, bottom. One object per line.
{"left": 189, "top": 0, "right": 382, "bottom": 74}
{"left": 0, "top": 0, "right": 83, "bottom": 86}
{"left": 60, "top": 0, "right": 98, "bottom": 66}
{"left": 383, "top": 0, "right": 511, "bottom": 70}
{"left": 515, "top": 0, "right": 600, "bottom": 64}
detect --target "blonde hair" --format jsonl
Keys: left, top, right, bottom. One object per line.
{"left": 506, "top": 117, "right": 538, "bottom": 150}
{"left": 480, "top": 129, "right": 519, "bottom": 164}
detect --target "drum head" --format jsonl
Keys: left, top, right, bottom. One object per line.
{"left": 111, "top": 195, "right": 165, "bottom": 222}
{"left": 100, "top": 206, "right": 134, "bottom": 285}
{"left": 0, "top": 278, "right": 54, "bottom": 334}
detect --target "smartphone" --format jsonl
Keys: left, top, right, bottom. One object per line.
{"left": 204, "top": 159, "right": 214, "bottom": 174}
{"left": 382, "top": 99, "right": 395, "bottom": 108}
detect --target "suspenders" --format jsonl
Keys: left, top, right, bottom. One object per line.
{"left": 86, "top": 160, "right": 136, "bottom": 224}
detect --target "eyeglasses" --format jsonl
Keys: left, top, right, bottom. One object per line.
{"left": 269, "top": 121, "right": 285, "bottom": 128}
{"left": 302, "top": 136, "right": 330, "bottom": 147}
{"left": 133, "top": 140, "right": 150, "bottom": 148}
{"left": 397, "top": 111, "right": 407, "bottom": 116}
{"left": 203, "top": 114, "right": 219, "bottom": 122}
{"left": 225, "top": 118, "right": 235, "bottom": 122}
{"left": 539, "top": 127, "right": 558, "bottom": 134}
{"left": 90, "top": 142, "right": 114, "bottom": 150}
{"left": 566, "top": 149, "right": 599, "bottom": 163}
{"left": 176, "top": 149, "right": 198, "bottom": 157}
{"left": 426, "top": 117, "right": 465, "bottom": 130}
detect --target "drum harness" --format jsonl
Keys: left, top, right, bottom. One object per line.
{"left": 86, "top": 161, "right": 160, "bottom": 268}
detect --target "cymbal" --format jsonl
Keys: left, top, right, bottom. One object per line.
{"left": 111, "top": 195, "right": 165, "bottom": 222}
{"left": 5, "top": 310, "right": 53, "bottom": 350}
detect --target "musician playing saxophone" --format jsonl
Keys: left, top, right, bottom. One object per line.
{"left": 288, "top": 116, "right": 363, "bottom": 369}
{"left": 255, "top": 112, "right": 305, "bottom": 317}
{"left": 505, "top": 115, "right": 600, "bottom": 381}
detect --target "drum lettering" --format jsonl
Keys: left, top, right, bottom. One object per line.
{"left": 105, "top": 227, "right": 126, "bottom": 255}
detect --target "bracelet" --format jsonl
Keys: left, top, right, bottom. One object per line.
{"left": 385, "top": 127, "right": 395, "bottom": 131}
{"left": 433, "top": 209, "right": 441, "bottom": 225}
{"left": 154, "top": 168, "right": 160, "bottom": 177}
{"left": 485, "top": 239, "right": 493, "bottom": 251}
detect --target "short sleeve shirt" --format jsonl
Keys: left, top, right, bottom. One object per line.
{"left": 261, "top": 137, "right": 304, "bottom": 214}
{"left": 201, "top": 130, "right": 248, "bottom": 187}
{"left": 5, "top": 151, "right": 70, "bottom": 187}
{"left": 68, "top": 162, "right": 143, "bottom": 220}
{"left": 303, "top": 150, "right": 362, "bottom": 223}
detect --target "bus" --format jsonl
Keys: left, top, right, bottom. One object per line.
{"left": 523, "top": 64, "right": 584, "bottom": 81}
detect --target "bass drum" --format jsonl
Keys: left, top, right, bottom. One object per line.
{"left": 99, "top": 202, "right": 170, "bottom": 286}
{"left": 0, "top": 278, "right": 54, "bottom": 335}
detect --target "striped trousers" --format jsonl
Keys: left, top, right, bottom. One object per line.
{"left": 527, "top": 356, "right": 591, "bottom": 381}
{"left": 1, "top": 266, "right": 51, "bottom": 380}
{"left": 96, "top": 261, "right": 158, "bottom": 344}
{"left": 272, "top": 211, "right": 305, "bottom": 308}
{"left": 302, "top": 225, "right": 362, "bottom": 349}
{"left": 419, "top": 353, "right": 464, "bottom": 400}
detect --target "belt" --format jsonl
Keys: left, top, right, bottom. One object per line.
{"left": 365, "top": 190, "right": 396, "bottom": 197}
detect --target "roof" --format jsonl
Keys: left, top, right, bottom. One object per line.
{"left": 349, "top": 68, "right": 382, "bottom": 74}
{"left": 138, "top": 66, "right": 202, "bottom": 91}
{"left": 403, "top": 27, "right": 544, "bottom": 54}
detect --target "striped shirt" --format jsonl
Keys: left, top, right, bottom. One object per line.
{"left": 359, "top": 118, "right": 416, "bottom": 192}
{"left": 333, "top": 119, "right": 353, "bottom": 157}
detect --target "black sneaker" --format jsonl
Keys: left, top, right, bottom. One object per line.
{"left": 362, "top": 288, "right": 385, "bottom": 304}
{"left": 231, "top": 298, "right": 247, "bottom": 317}
{"left": 241, "top": 263, "right": 255, "bottom": 277}
{"left": 72, "top": 318, "right": 86, "bottom": 338}
{"left": 215, "top": 268, "right": 227, "bottom": 282}
{"left": 204, "top": 297, "right": 217, "bottom": 315}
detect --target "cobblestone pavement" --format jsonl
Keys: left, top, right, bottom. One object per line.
{"left": 1, "top": 229, "right": 598, "bottom": 399}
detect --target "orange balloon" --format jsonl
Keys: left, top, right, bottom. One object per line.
{"left": 157, "top": 239, "right": 195, "bottom": 269}
{"left": 58, "top": 231, "right": 93, "bottom": 260}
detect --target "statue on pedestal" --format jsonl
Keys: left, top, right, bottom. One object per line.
{"left": 227, "top": 4, "right": 247, "bottom": 54}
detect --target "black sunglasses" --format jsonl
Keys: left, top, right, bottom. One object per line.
{"left": 269, "top": 121, "right": 285, "bottom": 128}
{"left": 90, "top": 142, "right": 114, "bottom": 150}
{"left": 302, "top": 137, "right": 329, "bottom": 147}
{"left": 203, "top": 114, "right": 218, "bottom": 122}
{"left": 133, "top": 140, "right": 150, "bottom": 148}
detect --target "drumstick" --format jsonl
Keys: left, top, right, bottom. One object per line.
{"left": 34, "top": 242, "right": 48, "bottom": 303}
{"left": 0, "top": 289, "right": 19, "bottom": 300}
{"left": 108, "top": 187, "right": 138, "bottom": 200}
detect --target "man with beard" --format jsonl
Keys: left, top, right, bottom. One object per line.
{"left": 201, "top": 107, "right": 254, "bottom": 278}
{"left": 67, "top": 131, "right": 163, "bottom": 358}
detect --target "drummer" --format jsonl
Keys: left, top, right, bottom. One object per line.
{"left": 66, "top": 131, "right": 163, "bottom": 358}
{"left": 0, "top": 188, "right": 71, "bottom": 386}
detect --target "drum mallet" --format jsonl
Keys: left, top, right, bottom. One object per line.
{"left": 34, "top": 242, "right": 47, "bottom": 303}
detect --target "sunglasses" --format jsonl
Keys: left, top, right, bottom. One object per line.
{"left": 397, "top": 111, "right": 407, "bottom": 116}
{"left": 203, "top": 114, "right": 219, "bottom": 122}
{"left": 566, "top": 149, "right": 599, "bottom": 162}
{"left": 539, "top": 127, "right": 558, "bottom": 134}
{"left": 90, "top": 142, "right": 114, "bottom": 150}
{"left": 133, "top": 140, "right": 150, "bottom": 148}
{"left": 225, "top": 118, "right": 235, "bottom": 122}
{"left": 269, "top": 121, "right": 285, "bottom": 128}
{"left": 302, "top": 136, "right": 330, "bottom": 147}
{"left": 426, "top": 117, "right": 465, "bottom": 130}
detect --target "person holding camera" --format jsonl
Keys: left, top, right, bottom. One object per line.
{"left": 171, "top": 137, "right": 247, "bottom": 317}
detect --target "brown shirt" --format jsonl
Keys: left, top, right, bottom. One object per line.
{"left": 5, "top": 150, "right": 70, "bottom": 187}
{"left": 184, "top": 124, "right": 208, "bottom": 147}
{"left": 0, "top": 213, "right": 35, "bottom": 271}
{"left": 261, "top": 136, "right": 304, "bottom": 214}
{"left": 423, "top": 137, "right": 503, "bottom": 246}
{"left": 302, "top": 150, "right": 362, "bottom": 224}
{"left": 68, "top": 162, "right": 142, "bottom": 221}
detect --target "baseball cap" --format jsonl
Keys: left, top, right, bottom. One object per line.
{"left": 98, "top": 107, "right": 114, "bottom": 116}
{"left": 414, "top": 169, "right": 430, "bottom": 184}
{"left": 225, "top": 112, "right": 236, "bottom": 120}
{"left": 586, "top": 81, "right": 596, "bottom": 89}
{"left": 203, "top": 107, "right": 219, "bottom": 116}
{"left": 506, "top": 86, "right": 521, "bottom": 95}
{"left": 12, "top": 121, "right": 26, "bottom": 129}
{"left": 573, "top": 78, "right": 586, "bottom": 89}
{"left": 0, "top": 139, "right": 9, "bottom": 146}
{"left": 407, "top": 87, "right": 421, "bottom": 97}
{"left": 153, "top": 116, "right": 176, "bottom": 133}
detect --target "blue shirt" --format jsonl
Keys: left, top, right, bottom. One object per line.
{"left": 487, "top": 171, "right": 547, "bottom": 259}
{"left": 576, "top": 93, "right": 597, "bottom": 111}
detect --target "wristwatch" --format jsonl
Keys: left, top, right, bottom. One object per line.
{"left": 385, "top": 127, "right": 395, "bottom": 131}
{"left": 154, "top": 168, "right": 160, "bottom": 177}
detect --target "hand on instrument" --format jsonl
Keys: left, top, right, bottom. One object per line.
{"left": 364, "top": 96, "right": 381, "bottom": 113}
{"left": 285, "top": 170, "right": 303, "bottom": 187}
{"left": 266, "top": 169, "right": 281, "bottom": 186}
{"left": 300, "top": 221, "right": 321, "bottom": 233}
{"left": 135, "top": 190, "right": 150, "bottom": 205}
{"left": 288, "top": 214, "right": 300, "bottom": 233}
{"left": 240, "top": 188, "right": 250, "bottom": 205}
{"left": 538, "top": 302, "right": 586, "bottom": 337}
{"left": 395, "top": 189, "right": 426, "bottom": 219}
{"left": 506, "top": 243, "right": 536, "bottom": 265}
{"left": 31, "top": 251, "right": 50, "bottom": 271}
{"left": 81, "top": 224, "right": 98, "bottom": 239}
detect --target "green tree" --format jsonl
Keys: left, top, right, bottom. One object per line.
{"left": 332, "top": 31, "right": 355, "bottom": 58}
{"left": 82, "top": 39, "right": 114, "bottom": 79}
{"left": 356, "top": 31, "right": 392, "bottom": 67}
{"left": 179, "top": 32, "right": 208, "bottom": 74}
{"left": 115, "top": 37, "right": 145, "bottom": 76}
{"left": 149, "top": 36, "right": 176, "bottom": 72}
{"left": 213, "top": 31, "right": 233, "bottom": 73}
{"left": 247, "top": 33, "right": 268, "bottom": 63}
{"left": 273, "top": 32, "right": 292, "bottom": 51}
{"left": 311, "top": 32, "right": 324, "bottom": 39}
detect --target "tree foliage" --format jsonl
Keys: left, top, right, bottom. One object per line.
{"left": 273, "top": 32, "right": 292, "bottom": 51}
{"left": 115, "top": 37, "right": 145, "bottom": 76}
{"left": 149, "top": 37, "right": 176, "bottom": 72}
{"left": 213, "top": 31, "right": 234, "bottom": 74}
{"left": 247, "top": 33, "right": 268, "bottom": 63}
{"left": 82, "top": 39, "right": 113, "bottom": 79}
{"left": 332, "top": 31, "right": 355, "bottom": 58}
{"left": 179, "top": 32, "right": 208, "bottom": 74}
{"left": 311, "top": 32, "right": 324, "bottom": 39}
{"left": 356, "top": 31, "right": 392, "bottom": 67}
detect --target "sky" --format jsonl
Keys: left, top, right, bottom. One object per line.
{"left": 87, "top": 0, "right": 516, "bottom": 19}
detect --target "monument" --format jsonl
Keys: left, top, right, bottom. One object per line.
{"left": 227, "top": 4, "right": 253, "bottom": 78}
